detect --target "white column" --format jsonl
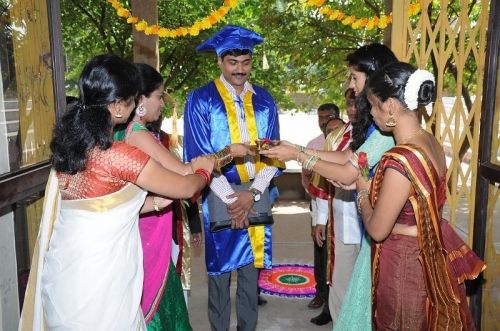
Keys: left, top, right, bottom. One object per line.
{"left": 0, "top": 57, "right": 20, "bottom": 331}
{"left": 0, "top": 58, "right": 11, "bottom": 174}
{"left": 0, "top": 212, "right": 20, "bottom": 330}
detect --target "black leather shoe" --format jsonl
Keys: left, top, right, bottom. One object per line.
{"left": 307, "top": 295, "right": 324, "bottom": 309}
{"left": 257, "top": 295, "right": 267, "bottom": 306}
{"left": 310, "top": 312, "right": 332, "bottom": 326}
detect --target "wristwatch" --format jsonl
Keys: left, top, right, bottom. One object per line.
{"left": 249, "top": 188, "right": 261, "bottom": 202}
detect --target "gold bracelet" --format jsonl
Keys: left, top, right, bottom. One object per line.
{"left": 303, "top": 155, "right": 319, "bottom": 171}
{"left": 356, "top": 190, "right": 369, "bottom": 213}
{"left": 214, "top": 145, "right": 230, "bottom": 160}
{"left": 295, "top": 144, "right": 306, "bottom": 152}
{"left": 214, "top": 145, "right": 233, "bottom": 171}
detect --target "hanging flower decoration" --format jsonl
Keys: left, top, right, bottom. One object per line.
{"left": 305, "top": 0, "right": 421, "bottom": 31}
{"left": 107, "top": 0, "right": 239, "bottom": 38}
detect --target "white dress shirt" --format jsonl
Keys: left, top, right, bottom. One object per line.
{"left": 210, "top": 75, "right": 278, "bottom": 204}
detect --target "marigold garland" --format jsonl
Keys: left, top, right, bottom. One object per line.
{"left": 305, "top": 0, "right": 421, "bottom": 31}
{"left": 107, "top": 0, "right": 238, "bottom": 38}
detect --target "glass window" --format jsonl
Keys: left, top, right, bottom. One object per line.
{"left": 0, "top": 0, "right": 56, "bottom": 175}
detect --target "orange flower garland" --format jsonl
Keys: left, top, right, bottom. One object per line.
{"left": 107, "top": 0, "right": 239, "bottom": 38}
{"left": 305, "top": 0, "right": 421, "bottom": 30}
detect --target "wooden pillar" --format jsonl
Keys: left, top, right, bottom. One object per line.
{"left": 389, "top": 0, "right": 408, "bottom": 60}
{"left": 131, "top": 0, "right": 159, "bottom": 69}
{"left": 383, "top": 0, "right": 392, "bottom": 46}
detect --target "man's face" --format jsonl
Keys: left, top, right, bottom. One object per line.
{"left": 325, "top": 118, "right": 343, "bottom": 136}
{"left": 218, "top": 54, "right": 253, "bottom": 91}
{"left": 346, "top": 103, "right": 357, "bottom": 122}
{"left": 318, "top": 109, "right": 333, "bottom": 134}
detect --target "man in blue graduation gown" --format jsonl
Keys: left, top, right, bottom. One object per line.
{"left": 183, "top": 25, "right": 284, "bottom": 331}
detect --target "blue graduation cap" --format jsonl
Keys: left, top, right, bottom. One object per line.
{"left": 196, "top": 25, "right": 264, "bottom": 57}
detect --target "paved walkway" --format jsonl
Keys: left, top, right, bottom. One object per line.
{"left": 188, "top": 200, "right": 333, "bottom": 331}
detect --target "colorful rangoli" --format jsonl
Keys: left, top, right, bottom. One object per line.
{"left": 258, "top": 264, "right": 316, "bottom": 298}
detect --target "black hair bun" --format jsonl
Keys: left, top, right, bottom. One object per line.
{"left": 417, "top": 80, "right": 436, "bottom": 106}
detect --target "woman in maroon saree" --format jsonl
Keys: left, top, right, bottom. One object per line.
{"left": 355, "top": 62, "right": 485, "bottom": 330}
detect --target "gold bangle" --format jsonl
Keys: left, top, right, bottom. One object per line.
{"left": 356, "top": 190, "right": 369, "bottom": 213}
{"left": 295, "top": 144, "right": 306, "bottom": 152}
{"left": 303, "top": 155, "right": 319, "bottom": 171}
{"left": 214, "top": 145, "right": 233, "bottom": 171}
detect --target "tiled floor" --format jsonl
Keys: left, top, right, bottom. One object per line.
{"left": 188, "top": 200, "right": 333, "bottom": 331}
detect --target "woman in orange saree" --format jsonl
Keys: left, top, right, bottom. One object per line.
{"left": 356, "top": 62, "right": 485, "bottom": 330}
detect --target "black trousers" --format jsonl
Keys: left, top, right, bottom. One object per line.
{"left": 313, "top": 223, "right": 330, "bottom": 315}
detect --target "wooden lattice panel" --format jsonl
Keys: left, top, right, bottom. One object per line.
{"left": 391, "top": 0, "right": 490, "bottom": 245}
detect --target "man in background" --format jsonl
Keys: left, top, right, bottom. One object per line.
{"left": 301, "top": 103, "right": 342, "bottom": 326}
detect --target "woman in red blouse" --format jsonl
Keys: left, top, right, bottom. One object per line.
{"left": 19, "top": 54, "right": 214, "bottom": 331}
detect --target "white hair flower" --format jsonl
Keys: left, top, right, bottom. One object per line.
{"left": 403, "top": 69, "right": 435, "bottom": 111}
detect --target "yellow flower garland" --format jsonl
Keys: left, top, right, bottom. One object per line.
{"left": 305, "top": 0, "right": 421, "bottom": 31}
{"left": 107, "top": 0, "right": 238, "bottom": 38}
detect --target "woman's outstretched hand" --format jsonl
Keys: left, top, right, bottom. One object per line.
{"left": 230, "top": 143, "right": 255, "bottom": 157}
{"left": 259, "top": 141, "right": 298, "bottom": 162}
{"left": 276, "top": 140, "right": 295, "bottom": 148}
{"left": 191, "top": 155, "right": 215, "bottom": 174}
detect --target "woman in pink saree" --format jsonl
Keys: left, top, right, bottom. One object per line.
{"left": 115, "top": 63, "right": 254, "bottom": 330}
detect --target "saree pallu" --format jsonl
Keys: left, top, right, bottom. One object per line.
{"left": 371, "top": 145, "right": 485, "bottom": 331}
{"left": 116, "top": 122, "right": 191, "bottom": 329}
{"left": 20, "top": 171, "right": 148, "bottom": 330}
{"left": 140, "top": 205, "right": 173, "bottom": 323}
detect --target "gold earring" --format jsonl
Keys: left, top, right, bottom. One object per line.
{"left": 385, "top": 113, "right": 396, "bottom": 127}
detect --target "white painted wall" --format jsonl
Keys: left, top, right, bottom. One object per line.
{"left": 0, "top": 212, "right": 20, "bottom": 331}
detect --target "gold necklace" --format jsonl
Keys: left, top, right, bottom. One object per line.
{"left": 401, "top": 128, "right": 424, "bottom": 144}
